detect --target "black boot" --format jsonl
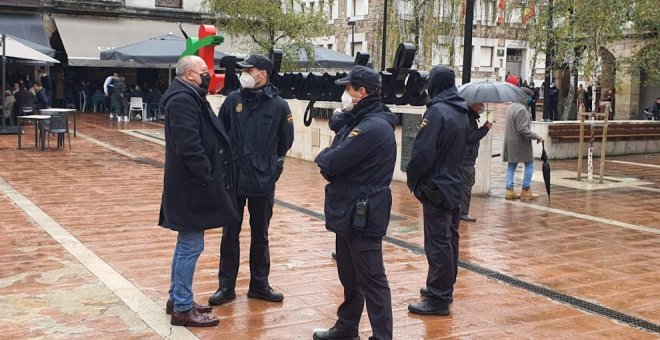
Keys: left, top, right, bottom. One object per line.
{"left": 408, "top": 299, "right": 450, "bottom": 316}
{"left": 313, "top": 327, "right": 359, "bottom": 340}
{"left": 419, "top": 287, "right": 453, "bottom": 303}
{"left": 247, "top": 286, "right": 284, "bottom": 302}
{"left": 208, "top": 287, "right": 236, "bottom": 306}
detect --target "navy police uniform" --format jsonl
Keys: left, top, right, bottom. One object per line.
{"left": 314, "top": 66, "right": 397, "bottom": 340}
{"left": 406, "top": 65, "right": 468, "bottom": 314}
{"left": 215, "top": 55, "right": 294, "bottom": 296}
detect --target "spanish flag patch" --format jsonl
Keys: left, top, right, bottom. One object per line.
{"left": 420, "top": 118, "right": 429, "bottom": 128}
{"left": 287, "top": 114, "right": 293, "bottom": 124}
{"left": 348, "top": 128, "right": 361, "bottom": 138}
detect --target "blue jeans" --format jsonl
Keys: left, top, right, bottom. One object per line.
{"left": 506, "top": 161, "right": 534, "bottom": 190}
{"left": 169, "top": 230, "right": 205, "bottom": 313}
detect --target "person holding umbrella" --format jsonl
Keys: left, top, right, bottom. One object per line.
{"left": 460, "top": 102, "right": 492, "bottom": 222}
{"left": 503, "top": 87, "right": 544, "bottom": 200}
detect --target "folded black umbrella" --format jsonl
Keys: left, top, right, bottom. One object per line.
{"left": 541, "top": 142, "right": 551, "bottom": 201}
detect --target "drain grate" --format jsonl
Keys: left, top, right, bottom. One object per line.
{"left": 279, "top": 199, "right": 660, "bottom": 335}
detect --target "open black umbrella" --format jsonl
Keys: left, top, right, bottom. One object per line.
{"left": 541, "top": 142, "right": 551, "bottom": 200}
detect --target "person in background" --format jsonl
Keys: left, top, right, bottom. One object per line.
{"left": 585, "top": 85, "right": 593, "bottom": 112}
{"left": 603, "top": 88, "right": 616, "bottom": 120}
{"left": 577, "top": 84, "right": 585, "bottom": 111}
{"left": 503, "top": 87, "right": 544, "bottom": 201}
{"left": 147, "top": 86, "right": 163, "bottom": 121}
{"left": 113, "top": 75, "right": 129, "bottom": 122}
{"left": 33, "top": 82, "right": 49, "bottom": 110}
{"left": 103, "top": 72, "right": 117, "bottom": 117}
{"left": 459, "top": 101, "right": 492, "bottom": 222}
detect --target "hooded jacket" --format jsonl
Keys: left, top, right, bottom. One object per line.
{"left": 406, "top": 66, "right": 468, "bottom": 210}
{"left": 315, "top": 96, "right": 398, "bottom": 237}
{"left": 219, "top": 83, "right": 294, "bottom": 196}
{"left": 158, "top": 77, "right": 240, "bottom": 231}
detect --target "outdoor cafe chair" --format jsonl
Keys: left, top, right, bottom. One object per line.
{"left": 129, "top": 97, "right": 146, "bottom": 121}
{"left": 43, "top": 114, "right": 71, "bottom": 151}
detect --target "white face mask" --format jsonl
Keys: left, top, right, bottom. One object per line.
{"left": 239, "top": 72, "right": 257, "bottom": 89}
{"left": 341, "top": 91, "right": 356, "bottom": 111}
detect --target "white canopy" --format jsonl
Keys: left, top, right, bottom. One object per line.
{"left": 1, "top": 35, "right": 59, "bottom": 63}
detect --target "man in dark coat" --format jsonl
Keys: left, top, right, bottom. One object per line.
{"left": 209, "top": 54, "right": 294, "bottom": 306}
{"left": 459, "top": 102, "right": 492, "bottom": 222}
{"left": 406, "top": 65, "right": 468, "bottom": 316}
{"left": 313, "top": 65, "right": 397, "bottom": 340}
{"left": 159, "top": 55, "right": 240, "bottom": 327}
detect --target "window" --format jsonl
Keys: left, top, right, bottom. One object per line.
{"left": 347, "top": 0, "right": 368, "bottom": 17}
{"left": 156, "top": 0, "right": 182, "bottom": 8}
{"left": 480, "top": 46, "right": 494, "bottom": 67}
{"left": 477, "top": 0, "right": 496, "bottom": 26}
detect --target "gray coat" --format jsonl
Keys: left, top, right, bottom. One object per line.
{"left": 502, "top": 102, "right": 541, "bottom": 163}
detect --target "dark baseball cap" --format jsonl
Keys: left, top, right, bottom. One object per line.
{"left": 237, "top": 54, "right": 273, "bottom": 74}
{"left": 335, "top": 65, "right": 381, "bottom": 91}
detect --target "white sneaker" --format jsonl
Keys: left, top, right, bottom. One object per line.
{"left": 109, "top": 113, "right": 115, "bottom": 119}
{"left": 135, "top": 114, "right": 142, "bottom": 120}
{"left": 117, "top": 115, "right": 122, "bottom": 122}
{"left": 124, "top": 116, "right": 130, "bottom": 122}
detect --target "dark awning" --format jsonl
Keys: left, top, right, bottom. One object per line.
{"left": 0, "top": 13, "right": 54, "bottom": 56}
{"left": 299, "top": 46, "right": 356, "bottom": 69}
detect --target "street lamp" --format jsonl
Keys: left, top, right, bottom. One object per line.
{"left": 348, "top": 20, "right": 356, "bottom": 57}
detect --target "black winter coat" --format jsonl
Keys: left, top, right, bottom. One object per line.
{"left": 315, "top": 96, "right": 398, "bottom": 237}
{"left": 159, "top": 78, "right": 240, "bottom": 231}
{"left": 219, "top": 84, "right": 294, "bottom": 196}
{"left": 407, "top": 86, "right": 468, "bottom": 211}
{"left": 463, "top": 108, "right": 490, "bottom": 166}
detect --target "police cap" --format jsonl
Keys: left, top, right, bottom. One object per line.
{"left": 237, "top": 54, "right": 273, "bottom": 74}
{"left": 335, "top": 65, "right": 381, "bottom": 92}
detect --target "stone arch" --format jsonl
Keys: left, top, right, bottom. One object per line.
{"left": 599, "top": 47, "right": 616, "bottom": 93}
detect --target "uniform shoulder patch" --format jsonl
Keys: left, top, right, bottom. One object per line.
{"left": 236, "top": 103, "right": 243, "bottom": 113}
{"left": 348, "top": 128, "right": 361, "bottom": 138}
{"left": 287, "top": 113, "right": 293, "bottom": 124}
{"left": 420, "top": 118, "right": 430, "bottom": 128}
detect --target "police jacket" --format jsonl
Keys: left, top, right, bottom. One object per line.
{"left": 219, "top": 84, "right": 294, "bottom": 196}
{"left": 315, "top": 96, "right": 398, "bottom": 237}
{"left": 159, "top": 78, "right": 240, "bottom": 232}
{"left": 406, "top": 87, "right": 468, "bottom": 210}
{"left": 463, "top": 108, "right": 490, "bottom": 166}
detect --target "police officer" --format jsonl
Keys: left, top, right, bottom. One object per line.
{"left": 313, "top": 65, "right": 397, "bottom": 340}
{"left": 209, "top": 54, "right": 294, "bottom": 305}
{"left": 406, "top": 65, "right": 468, "bottom": 316}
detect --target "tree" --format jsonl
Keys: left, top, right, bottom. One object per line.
{"left": 202, "top": 0, "right": 329, "bottom": 71}
{"left": 527, "top": 0, "right": 659, "bottom": 119}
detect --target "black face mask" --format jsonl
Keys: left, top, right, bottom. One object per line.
{"left": 199, "top": 72, "right": 212, "bottom": 91}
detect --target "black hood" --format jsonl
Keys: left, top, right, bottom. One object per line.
{"left": 161, "top": 77, "right": 207, "bottom": 108}
{"left": 428, "top": 65, "right": 456, "bottom": 98}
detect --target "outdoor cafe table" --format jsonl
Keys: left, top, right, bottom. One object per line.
{"left": 39, "top": 108, "right": 77, "bottom": 137}
{"left": 16, "top": 115, "right": 50, "bottom": 151}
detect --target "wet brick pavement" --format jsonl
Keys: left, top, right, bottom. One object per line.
{"left": 0, "top": 108, "right": 658, "bottom": 339}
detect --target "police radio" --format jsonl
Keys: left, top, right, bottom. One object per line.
{"left": 352, "top": 198, "right": 368, "bottom": 232}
